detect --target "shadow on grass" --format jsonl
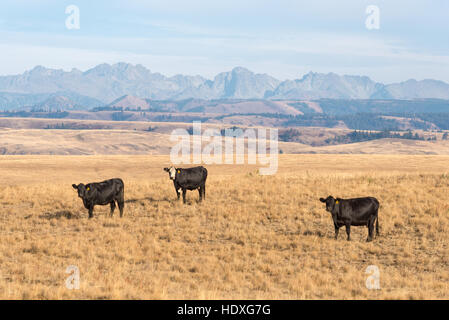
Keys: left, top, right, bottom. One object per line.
{"left": 39, "top": 210, "right": 81, "bottom": 220}
{"left": 302, "top": 230, "right": 325, "bottom": 237}
{"left": 125, "top": 196, "right": 171, "bottom": 204}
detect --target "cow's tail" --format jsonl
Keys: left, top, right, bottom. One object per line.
{"left": 203, "top": 167, "right": 208, "bottom": 180}
{"left": 118, "top": 179, "right": 125, "bottom": 201}
{"left": 376, "top": 215, "right": 379, "bottom": 236}
{"left": 374, "top": 198, "right": 380, "bottom": 236}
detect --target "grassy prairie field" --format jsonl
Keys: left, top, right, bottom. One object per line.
{"left": 0, "top": 154, "right": 448, "bottom": 299}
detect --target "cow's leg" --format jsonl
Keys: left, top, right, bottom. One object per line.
{"left": 198, "top": 187, "right": 202, "bottom": 202}
{"left": 345, "top": 224, "right": 351, "bottom": 241}
{"left": 182, "top": 189, "right": 187, "bottom": 204}
{"left": 118, "top": 201, "right": 124, "bottom": 218}
{"left": 367, "top": 217, "right": 375, "bottom": 242}
{"left": 202, "top": 184, "right": 206, "bottom": 200}
{"left": 334, "top": 224, "right": 340, "bottom": 240}
{"left": 174, "top": 181, "right": 180, "bottom": 200}
{"left": 367, "top": 227, "right": 373, "bottom": 242}
{"left": 88, "top": 204, "right": 94, "bottom": 219}
{"left": 110, "top": 201, "right": 116, "bottom": 217}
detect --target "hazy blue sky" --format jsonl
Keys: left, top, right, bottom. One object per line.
{"left": 0, "top": 0, "right": 448, "bottom": 83}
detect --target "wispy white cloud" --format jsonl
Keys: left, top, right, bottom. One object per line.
{"left": 0, "top": 1, "right": 448, "bottom": 83}
{"left": 1, "top": 29, "right": 448, "bottom": 84}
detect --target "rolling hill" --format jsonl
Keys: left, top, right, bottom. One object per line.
{"left": 0, "top": 117, "right": 448, "bottom": 155}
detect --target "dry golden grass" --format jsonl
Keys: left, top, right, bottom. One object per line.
{"left": 0, "top": 154, "right": 448, "bottom": 299}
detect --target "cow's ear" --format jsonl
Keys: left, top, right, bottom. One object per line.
{"left": 164, "top": 167, "right": 169, "bottom": 172}
{"left": 177, "top": 168, "right": 181, "bottom": 174}
{"left": 72, "top": 184, "right": 78, "bottom": 190}
{"left": 319, "top": 198, "right": 326, "bottom": 203}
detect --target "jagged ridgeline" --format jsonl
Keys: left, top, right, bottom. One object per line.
{"left": 1, "top": 63, "right": 449, "bottom": 109}
{"left": 2, "top": 63, "right": 449, "bottom": 131}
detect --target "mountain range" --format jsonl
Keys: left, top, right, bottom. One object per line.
{"left": 0, "top": 62, "right": 449, "bottom": 110}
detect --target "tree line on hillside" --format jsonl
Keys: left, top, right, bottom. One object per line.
{"left": 0, "top": 110, "right": 69, "bottom": 119}
{"left": 43, "top": 123, "right": 112, "bottom": 130}
{"left": 316, "top": 99, "right": 449, "bottom": 115}
{"left": 93, "top": 106, "right": 161, "bottom": 112}
{"left": 279, "top": 128, "right": 302, "bottom": 142}
{"left": 215, "top": 112, "right": 412, "bottom": 130}
{"left": 412, "top": 113, "right": 449, "bottom": 130}
{"left": 324, "top": 130, "right": 428, "bottom": 145}
{"left": 4, "top": 109, "right": 449, "bottom": 132}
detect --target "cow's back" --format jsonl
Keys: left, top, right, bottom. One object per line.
{"left": 346, "top": 197, "right": 378, "bottom": 210}
{"left": 177, "top": 166, "right": 207, "bottom": 189}
{"left": 89, "top": 178, "right": 124, "bottom": 205}
{"left": 337, "top": 197, "right": 379, "bottom": 226}
{"left": 94, "top": 178, "right": 122, "bottom": 192}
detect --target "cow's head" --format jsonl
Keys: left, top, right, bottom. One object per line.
{"left": 319, "top": 196, "right": 337, "bottom": 212}
{"left": 72, "top": 183, "right": 89, "bottom": 198}
{"left": 164, "top": 166, "right": 177, "bottom": 180}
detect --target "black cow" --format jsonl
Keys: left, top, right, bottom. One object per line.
{"left": 319, "top": 196, "right": 379, "bottom": 242}
{"left": 72, "top": 178, "right": 125, "bottom": 218}
{"left": 164, "top": 166, "right": 207, "bottom": 204}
